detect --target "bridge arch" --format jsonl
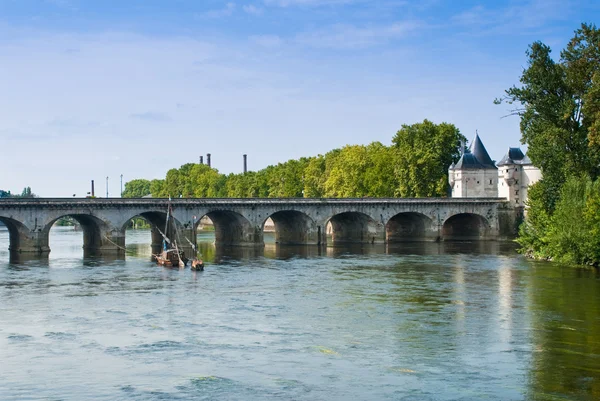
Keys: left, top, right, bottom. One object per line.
{"left": 386, "top": 212, "right": 436, "bottom": 242}
{"left": 119, "top": 210, "right": 177, "bottom": 253}
{"left": 326, "top": 211, "right": 384, "bottom": 245}
{"left": 262, "top": 210, "right": 318, "bottom": 245}
{"left": 0, "top": 216, "right": 34, "bottom": 253}
{"left": 44, "top": 214, "right": 110, "bottom": 254}
{"left": 442, "top": 213, "right": 490, "bottom": 241}
{"left": 198, "top": 210, "right": 261, "bottom": 247}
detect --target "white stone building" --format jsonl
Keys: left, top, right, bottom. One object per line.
{"left": 448, "top": 134, "right": 498, "bottom": 198}
{"left": 448, "top": 134, "right": 542, "bottom": 204}
{"left": 496, "top": 147, "right": 542, "bottom": 206}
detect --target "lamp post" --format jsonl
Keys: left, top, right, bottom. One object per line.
{"left": 120, "top": 174, "right": 123, "bottom": 197}
{"left": 106, "top": 176, "right": 109, "bottom": 198}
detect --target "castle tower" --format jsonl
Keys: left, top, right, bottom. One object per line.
{"left": 497, "top": 147, "right": 541, "bottom": 206}
{"left": 449, "top": 133, "right": 498, "bottom": 198}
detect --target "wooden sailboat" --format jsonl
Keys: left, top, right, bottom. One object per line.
{"left": 185, "top": 235, "right": 204, "bottom": 271}
{"left": 154, "top": 201, "right": 188, "bottom": 268}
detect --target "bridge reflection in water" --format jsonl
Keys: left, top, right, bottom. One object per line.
{"left": 3, "top": 228, "right": 519, "bottom": 266}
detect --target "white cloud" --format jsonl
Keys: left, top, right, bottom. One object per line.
{"left": 243, "top": 4, "right": 264, "bottom": 15}
{"left": 197, "top": 2, "right": 236, "bottom": 18}
{"left": 295, "top": 21, "right": 421, "bottom": 48}
{"left": 451, "top": 0, "right": 574, "bottom": 33}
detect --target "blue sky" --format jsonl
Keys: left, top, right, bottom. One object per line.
{"left": 1, "top": 0, "right": 598, "bottom": 197}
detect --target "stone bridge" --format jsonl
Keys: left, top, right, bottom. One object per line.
{"left": 0, "top": 198, "right": 521, "bottom": 256}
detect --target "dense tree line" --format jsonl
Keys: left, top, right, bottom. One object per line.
{"left": 123, "top": 120, "right": 466, "bottom": 200}
{"left": 497, "top": 23, "right": 600, "bottom": 266}
{"left": 0, "top": 187, "right": 37, "bottom": 198}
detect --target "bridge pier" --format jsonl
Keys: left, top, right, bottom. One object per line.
{"left": 12, "top": 229, "right": 50, "bottom": 255}
{"left": 99, "top": 229, "right": 126, "bottom": 254}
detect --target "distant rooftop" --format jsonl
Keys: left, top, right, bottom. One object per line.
{"left": 452, "top": 133, "right": 497, "bottom": 170}
{"left": 497, "top": 147, "right": 533, "bottom": 166}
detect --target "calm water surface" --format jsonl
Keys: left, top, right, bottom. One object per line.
{"left": 1, "top": 227, "right": 599, "bottom": 400}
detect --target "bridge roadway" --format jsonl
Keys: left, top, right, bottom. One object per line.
{"left": 0, "top": 197, "right": 520, "bottom": 255}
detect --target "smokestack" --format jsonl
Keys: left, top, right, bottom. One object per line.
{"left": 91, "top": 180, "right": 95, "bottom": 197}
{"left": 199, "top": 156, "right": 203, "bottom": 165}
{"left": 207, "top": 153, "right": 211, "bottom": 168}
{"left": 243, "top": 154, "right": 247, "bottom": 173}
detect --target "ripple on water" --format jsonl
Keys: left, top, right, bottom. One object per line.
{"left": 7, "top": 334, "right": 34, "bottom": 341}
{"left": 44, "top": 331, "right": 77, "bottom": 340}
{"left": 106, "top": 340, "right": 190, "bottom": 359}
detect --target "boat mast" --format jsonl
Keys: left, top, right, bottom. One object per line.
{"left": 163, "top": 199, "right": 171, "bottom": 250}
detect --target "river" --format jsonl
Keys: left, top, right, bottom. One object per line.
{"left": 1, "top": 227, "right": 599, "bottom": 400}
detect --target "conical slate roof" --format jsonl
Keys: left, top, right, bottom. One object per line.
{"left": 454, "top": 133, "right": 497, "bottom": 170}
{"left": 497, "top": 147, "right": 532, "bottom": 166}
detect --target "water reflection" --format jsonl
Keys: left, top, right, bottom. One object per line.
{"left": 264, "top": 244, "right": 323, "bottom": 260}
{"left": 527, "top": 263, "right": 600, "bottom": 400}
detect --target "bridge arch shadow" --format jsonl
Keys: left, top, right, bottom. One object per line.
{"left": 327, "top": 211, "right": 383, "bottom": 245}
{"left": 0, "top": 217, "right": 30, "bottom": 254}
{"left": 263, "top": 210, "right": 317, "bottom": 245}
{"left": 386, "top": 212, "right": 436, "bottom": 242}
{"left": 442, "top": 213, "right": 490, "bottom": 241}
{"left": 198, "top": 210, "right": 258, "bottom": 247}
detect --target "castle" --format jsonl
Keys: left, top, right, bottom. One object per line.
{"left": 448, "top": 133, "right": 542, "bottom": 205}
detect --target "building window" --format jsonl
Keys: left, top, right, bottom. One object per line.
{"left": 489, "top": 179, "right": 492, "bottom": 184}
{"left": 515, "top": 190, "right": 519, "bottom": 195}
{"left": 477, "top": 181, "right": 480, "bottom": 184}
{"left": 515, "top": 179, "right": 519, "bottom": 185}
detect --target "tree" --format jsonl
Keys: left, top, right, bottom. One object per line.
{"left": 496, "top": 23, "right": 600, "bottom": 213}
{"left": 498, "top": 23, "right": 600, "bottom": 265}
{"left": 20, "top": 187, "right": 35, "bottom": 198}
{"left": 122, "top": 179, "right": 151, "bottom": 198}
{"left": 391, "top": 119, "right": 465, "bottom": 197}
{"left": 150, "top": 179, "right": 166, "bottom": 197}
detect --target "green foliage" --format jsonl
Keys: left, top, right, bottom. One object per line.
{"left": 544, "top": 177, "right": 590, "bottom": 264}
{"left": 133, "top": 122, "right": 462, "bottom": 200}
{"left": 499, "top": 23, "right": 600, "bottom": 266}
{"left": 55, "top": 216, "right": 76, "bottom": 226}
{"left": 515, "top": 181, "right": 551, "bottom": 258}
{"left": 122, "top": 179, "right": 151, "bottom": 198}
{"left": 392, "top": 120, "right": 465, "bottom": 197}
{"left": 0, "top": 187, "right": 36, "bottom": 198}
{"left": 127, "top": 217, "right": 151, "bottom": 229}
{"left": 497, "top": 23, "right": 600, "bottom": 213}
{"left": 519, "top": 176, "right": 600, "bottom": 266}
